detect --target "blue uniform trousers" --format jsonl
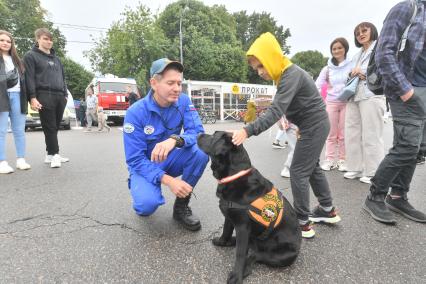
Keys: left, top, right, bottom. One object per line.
{"left": 128, "top": 144, "right": 208, "bottom": 216}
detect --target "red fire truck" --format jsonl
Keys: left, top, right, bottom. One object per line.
{"left": 87, "top": 74, "right": 138, "bottom": 124}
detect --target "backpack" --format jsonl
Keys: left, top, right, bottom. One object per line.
{"left": 366, "top": 0, "right": 418, "bottom": 95}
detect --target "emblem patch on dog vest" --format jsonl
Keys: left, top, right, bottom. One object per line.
{"left": 248, "top": 188, "right": 284, "bottom": 228}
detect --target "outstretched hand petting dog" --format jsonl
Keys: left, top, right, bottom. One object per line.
{"left": 229, "top": 129, "right": 248, "bottom": 146}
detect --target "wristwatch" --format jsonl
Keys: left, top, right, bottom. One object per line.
{"left": 170, "top": 134, "right": 185, "bottom": 148}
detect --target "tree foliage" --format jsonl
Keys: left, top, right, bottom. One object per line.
{"left": 0, "top": 0, "right": 92, "bottom": 98}
{"left": 157, "top": 0, "right": 247, "bottom": 82}
{"left": 85, "top": 0, "right": 293, "bottom": 86}
{"left": 291, "top": 50, "right": 328, "bottom": 80}
{"left": 0, "top": 0, "right": 66, "bottom": 57}
{"left": 86, "top": 4, "right": 171, "bottom": 93}
{"left": 62, "top": 57, "right": 93, "bottom": 99}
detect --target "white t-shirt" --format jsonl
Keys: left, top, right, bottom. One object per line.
{"left": 3, "top": 55, "right": 20, "bottom": 92}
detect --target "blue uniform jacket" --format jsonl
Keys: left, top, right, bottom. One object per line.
{"left": 123, "top": 90, "right": 205, "bottom": 184}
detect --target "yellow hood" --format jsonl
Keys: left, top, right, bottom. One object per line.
{"left": 246, "top": 32, "right": 293, "bottom": 85}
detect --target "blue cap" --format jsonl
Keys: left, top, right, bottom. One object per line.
{"left": 150, "top": 58, "right": 184, "bottom": 77}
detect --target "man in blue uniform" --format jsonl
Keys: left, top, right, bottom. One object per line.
{"left": 123, "top": 58, "right": 208, "bottom": 231}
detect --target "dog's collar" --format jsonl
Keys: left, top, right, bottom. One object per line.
{"left": 218, "top": 168, "right": 252, "bottom": 184}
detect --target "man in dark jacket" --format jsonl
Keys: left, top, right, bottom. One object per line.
{"left": 125, "top": 85, "right": 139, "bottom": 106}
{"left": 363, "top": 0, "right": 426, "bottom": 224}
{"left": 23, "top": 28, "right": 69, "bottom": 168}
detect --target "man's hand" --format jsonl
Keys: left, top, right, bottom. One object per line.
{"left": 230, "top": 129, "right": 248, "bottom": 146}
{"left": 162, "top": 175, "right": 192, "bottom": 198}
{"left": 30, "top": 98, "right": 42, "bottom": 111}
{"left": 150, "top": 138, "right": 176, "bottom": 163}
{"left": 400, "top": 89, "right": 414, "bottom": 102}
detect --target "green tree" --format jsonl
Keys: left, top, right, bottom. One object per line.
{"left": 233, "top": 11, "right": 291, "bottom": 84}
{"left": 61, "top": 57, "right": 93, "bottom": 99}
{"left": 0, "top": 0, "right": 66, "bottom": 57}
{"left": 157, "top": 0, "right": 247, "bottom": 82}
{"left": 291, "top": 50, "right": 328, "bottom": 80}
{"left": 86, "top": 4, "right": 171, "bottom": 92}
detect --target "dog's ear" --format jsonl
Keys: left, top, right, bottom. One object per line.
{"left": 211, "top": 132, "right": 234, "bottom": 156}
{"left": 197, "top": 133, "right": 213, "bottom": 154}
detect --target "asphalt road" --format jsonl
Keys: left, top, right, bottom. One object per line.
{"left": 1, "top": 121, "right": 425, "bottom": 283}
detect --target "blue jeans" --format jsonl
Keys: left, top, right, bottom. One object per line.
{"left": 128, "top": 144, "right": 209, "bottom": 216}
{"left": 0, "top": 91, "right": 26, "bottom": 161}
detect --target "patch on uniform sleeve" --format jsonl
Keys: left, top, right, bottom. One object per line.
{"left": 144, "top": 125, "right": 155, "bottom": 135}
{"left": 189, "top": 104, "right": 197, "bottom": 111}
{"left": 123, "top": 123, "right": 135, "bottom": 134}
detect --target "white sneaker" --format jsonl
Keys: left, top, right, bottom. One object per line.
{"left": 336, "top": 160, "right": 347, "bottom": 172}
{"left": 50, "top": 154, "right": 62, "bottom": 168}
{"left": 16, "top": 158, "right": 31, "bottom": 170}
{"left": 0, "top": 161, "right": 14, "bottom": 174}
{"left": 344, "top": 171, "right": 363, "bottom": 179}
{"left": 280, "top": 167, "right": 290, "bottom": 178}
{"left": 321, "top": 160, "right": 335, "bottom": 171}
{"left": 45, "top": 154, "right": 69, "bottom": 163}
{"left": 45, "top": 155, "right": 53, "bottom": 163}
{"left": 359, "top": 176, "right": 372, "bottom": 184}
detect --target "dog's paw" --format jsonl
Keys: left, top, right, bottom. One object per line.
{"left": 243, "top": 254, "right": 256, "bottom": 278}
{"left": 227, "top": 271, "right": 242, "bottom": 284}
{"left": 212, "top": 236, "right": 236, "bottom": 247}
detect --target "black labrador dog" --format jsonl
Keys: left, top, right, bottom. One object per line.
{"left": 197, "top": 131, "right": 301, "bottom": 284}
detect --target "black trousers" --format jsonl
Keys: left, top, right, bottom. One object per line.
{"left": 37, "top": 93, "right": 67, "bottom": 155}
{"left": 371, "top": 87, "right": 426, "bottom": 196}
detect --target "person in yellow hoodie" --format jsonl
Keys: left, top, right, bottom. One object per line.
{"left": 230, "top": 32, "right": 341, "bottom": 238}
{"left": 243, "top": 99, "right": 257, "bottom": 124}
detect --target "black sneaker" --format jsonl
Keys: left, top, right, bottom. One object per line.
{"left": 309, "top": 206, "right": 341, "bottom": 224}
{"left": 272, "top": 141, "right": 286, "bottom": 149}
{"left": 416, "top": 153, "right": 425, "bottom": 165}
{"left": 385, "top": 195, "right": 426, "bottom": 223}
{"left": 363, "top": 194, "right": 396, "bottom": 224}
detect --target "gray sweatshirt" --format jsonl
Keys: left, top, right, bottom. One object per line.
{"left": 245, "top": 64, "right": 328, "bottom": 136}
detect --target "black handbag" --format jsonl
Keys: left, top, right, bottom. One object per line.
{"left": 6, "top": 67, "right": 19, "bottom": 88}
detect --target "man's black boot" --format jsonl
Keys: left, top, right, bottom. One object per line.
{"left": 385, "top": 194, "right": 426, "bottom": 223}
{"left": 363, "top": 193, "right": 396, "bottom": 224}
{"left": 173, "top": 195, "right": 201, "bottom": 231}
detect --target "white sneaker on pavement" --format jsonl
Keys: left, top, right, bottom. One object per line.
{"left": 336, "top": 159, "right": 347, "bottom": 172}
{"left": 344, "top": 171, "right": 363, "bottom": 179}
{"left": 0, "top": 161, "right": 14, "bottom": 174}
{"left": 50, "top": 154, "right": 62, "bottom": 168}
{"left": 45, "top": 154, "right": 69, "bottom": 164}
{"left": 280, "top": 167, "right": 290, "bottom": 178}
{"left": 359, "top": 176, "right": 372, "bottom": 184}
{"left": 16, "top": 158, "right": 31, "bottom": 170}
{"left": 321, "top": 160, "right": 335, "bottom": 171}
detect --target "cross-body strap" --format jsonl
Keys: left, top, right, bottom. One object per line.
{"left": 399, "top": 0, "right": 419, "bottom": 52}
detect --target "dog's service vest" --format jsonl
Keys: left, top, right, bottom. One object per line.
{"left": 247, "top": 187, "right": 284, "bottom": 229}
{"left": 219, "top": 187, "right": 285, "bottom": 240}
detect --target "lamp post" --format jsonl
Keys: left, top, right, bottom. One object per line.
{"left": 179, "top": 6, "right": 189, "bottom": 64}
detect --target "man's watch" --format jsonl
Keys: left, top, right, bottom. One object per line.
{"left": 170, "top": 134, "right": 185, "bottom": 148}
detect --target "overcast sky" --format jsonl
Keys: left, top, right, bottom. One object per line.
{"left": 39, "top": 0, "right": 402, "bottom": 71}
